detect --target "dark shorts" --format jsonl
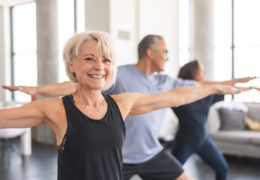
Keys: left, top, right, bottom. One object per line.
{"left": 123, "top": 150, "right": 184, "bottom": 180}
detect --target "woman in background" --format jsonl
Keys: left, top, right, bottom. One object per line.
{"left": 171, "top": 60, "right": 255, "bottom": 180}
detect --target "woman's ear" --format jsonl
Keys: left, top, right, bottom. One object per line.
{"left": 68, "top": 59, "right": 75, "bottom": 73}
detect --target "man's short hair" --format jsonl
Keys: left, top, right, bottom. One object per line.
{"left": 138, "top": 34, "right": 164, "bottom": 59}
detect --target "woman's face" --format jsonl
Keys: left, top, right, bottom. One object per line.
{"left": 69, "top": 40, "right": 113, "bottom": 90}
{"left": 195, "top": 62, "right": 205, "bottom": 81}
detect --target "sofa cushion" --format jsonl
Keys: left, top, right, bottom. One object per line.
{"left": 218, "top": 108, "right": 246, "bottom": 131}
{"left": 244, "top": 116, "right": 260, "bottom": 131}
{"left": 207, "top": 106, "right": 221, "bottom": 133}
{"left": 213, "top": 100, "right": 248, "bottom": 112}
{"left": 247, "top": 104, "right": 260, "bottom": 122}
{"left": 211, "top": 130, "right": 260, "bottom": 145}
{"left": 251, "top": 138, "right": 260, "bottom": 145}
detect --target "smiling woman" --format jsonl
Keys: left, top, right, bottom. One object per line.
{"left": 0, "top": 31, "right": 242, "bottom": 180}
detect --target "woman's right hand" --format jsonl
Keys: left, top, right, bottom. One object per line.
{"left": 2, "top": 85, "right": 37, "bottom": 96}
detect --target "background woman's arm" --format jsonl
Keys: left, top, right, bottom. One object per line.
{"left": 198, "top": 76, "right": 256, "bottom": 86}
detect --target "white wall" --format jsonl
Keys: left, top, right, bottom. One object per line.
{"left": 110, "top": 0, "right": 180, "bottom": 70}
{"left": 192, "top": 0, "right": 215, "bottom": 80}
{"left": 84, "top": 0, "right": 180, "bottom": 73}
{"left": 110, "top": 0, "right": 138, "bottom": 65}
{"left": 85, "top": 0, "right": 138, "bottom": 65}
{"left": 85, "top": 0, "right": 110, "bottom": 32}
{"left": 138, "top": 0, "right": 180, "bottom": 77}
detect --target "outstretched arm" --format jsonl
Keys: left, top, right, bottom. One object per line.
{"left": 198, "top": 76, "right": 256, "bottom": 86}
{"left": 114, "top": 84, "right": 241, "bottom": 118}
{"left": 0, "top": 98, "right": 61, "bottom": 129}
{"left": 2, "top": 81, "right": 77, "bottom": 97}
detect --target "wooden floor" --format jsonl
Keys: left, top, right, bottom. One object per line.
{"left": 131, "top": 154, "right": 260, "bottom": 180}
{"left": 0, "top": 138, "right": 260, "bottom": 180}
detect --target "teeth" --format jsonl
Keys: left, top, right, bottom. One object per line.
{"left": 89, "top": 74, "right": 104, "bottom": 79}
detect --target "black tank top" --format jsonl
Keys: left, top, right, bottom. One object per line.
{"left": 58, "top": 94, "right": 125, "bottom": 180}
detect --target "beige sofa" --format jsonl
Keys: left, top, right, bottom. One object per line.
{"left": 207, "top": 102, "right": 260, "bottom": 159}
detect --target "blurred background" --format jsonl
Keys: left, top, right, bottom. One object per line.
{"left": 0, "top": 0, "right": 259, "bottom": 104}
{"left": 0, "top": 1, "right": 260, "bottom": 180}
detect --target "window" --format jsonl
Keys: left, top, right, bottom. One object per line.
{"left": 214, "top": 0, "right": 232, "bottom": 81}
{"left": 214, "top": 0, "right": 260, "bottom": 102}
{"left": 10, "top": 2, "right": 36, "bottom": 102}
{"left": 57, "top": 0, "right": 85, "bottom": 82}
{"left": 178, "top": 0, "right": 191, "bottom": 66}
{"left": 233, "top": 0, "right": 260, "bottom": 102}
{"left": 9, "top": 0, "right": 85, "bottom": 102}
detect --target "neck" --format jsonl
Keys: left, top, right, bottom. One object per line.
{"left": 73, "top": 86, "right": 104, "bottom": 107}
{"left": 136, "top": 57, "right": 156, "bottom": 75}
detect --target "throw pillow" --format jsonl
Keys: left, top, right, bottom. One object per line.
{"left": 247, "top": 106, "right": 260, "bottom": 122}
{"left": 218, "top": 108, "right": 246, "bottom": 131}
{"left": 244, "top": 116, "right": 260, "bottom": 131}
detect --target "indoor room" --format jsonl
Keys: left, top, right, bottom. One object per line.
{"left": 0, "top": 0, "right": 260, "bottom": 180}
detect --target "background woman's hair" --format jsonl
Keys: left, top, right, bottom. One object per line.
{"left": 177, "top": 60, "right": 199, "bottom": 80}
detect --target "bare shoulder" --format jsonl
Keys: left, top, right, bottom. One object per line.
{"left": 33, "top": 97, "right": 67, "bottom": 144}
{"left": 111, "top": 93, "right": 141, "bottom": 119}
{"left": 111, "top": 93, "right": 138, "bottom": 105}
{"left": 36, "top": 97, "right": 66, "bottom": 130}
{"left": 28, "top": 97, "right": 65, "bottom": 122}
{"left": 32, "top": 97, "right": 64, "bottom": 109}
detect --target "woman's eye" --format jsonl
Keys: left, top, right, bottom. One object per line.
{"left": 104, "top": 58, "right": 111, "bottom": 63}
{"left": 85, "top": 57, "right": 94, "bottom": 61}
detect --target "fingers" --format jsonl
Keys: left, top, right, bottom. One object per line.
{"left": 234, "top": 86, "right": 260, "bottom": 92}
{"left": 242, "top": 76, "right": 256, "bottom": 82}
{"left": 233, "top": 76, "right": 255, "bottom": 85}
{"left": 235, "top": 86, "right": 252, "bottom": 91}
{"left": 227, "top": 86, "right": 241, "bottom": 94}
{"left": 1, "top": 85, "right": 23, "bottom": 92}
{"left": 2, "top": 85, "right": 17, "bottom": 91}
{"left": 232, "top": 87, "right": 242, "bottom": 94}
{"left": 1, "top": 85, "right": 9, "bottom": 89}
{"left": 217, "top": 85, "right": 241, "bottom": 95}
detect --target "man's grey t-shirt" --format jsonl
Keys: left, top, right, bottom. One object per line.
{"left": 104, "top": 64, "right": 196, "bottom": 164}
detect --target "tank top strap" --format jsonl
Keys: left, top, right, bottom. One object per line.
{"left": 102, "top": 94, "right": 122, "bottom": 115}
{"left": 62, "top": 94, "right": 74, "bottom": 109}
{"left": 102, "top": 94, "right": 124, "bottom": 134}
{"left": 62, "top": 94, "right": 75, "bottom": 125}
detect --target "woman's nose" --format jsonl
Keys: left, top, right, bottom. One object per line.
{"left": 94, "top": 59, "right": 104, "bottom": 70}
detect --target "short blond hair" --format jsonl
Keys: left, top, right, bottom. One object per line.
{"left": 63, "top": 31, "right": 117, "bottom": 90}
